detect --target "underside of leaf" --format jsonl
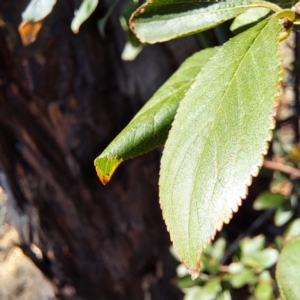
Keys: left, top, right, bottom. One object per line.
{"left": 159, "top": 17, "right": 282, "bottom": 279}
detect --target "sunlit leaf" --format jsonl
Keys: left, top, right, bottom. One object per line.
{"left": 276, "top": 236, "right": 300, "bottom": 300}
{"left": 253, "top": 191, "right": 285, "bottom": 210}
{"left": 129, "top": 0, "right": 281, "bottom": 43}
{"left": 18, "top": 21, "right": 42, "bottom": 46}
{"left": 274, "top": 201, "right": 294, "bottom": 226}
{"left": 94, "top": 47, "right": 219, "bottom": 184}
{"left": 230, "top": 7, "right": 270, "bottom": 33}
{"left": 230, "top": 267, "right": 253, "bottom": 288}
{"left": 159, "top": 17, "right": 281, "bottom": 279}
{"left": 217, "top": 290, "right": 232, "bottom": 300}
{"left": 184, "top": 278, "right": 222, "bottom": 300}
{"left": 283, "top": 218, "right": 300, "bottom": 241}
{"left": 240, "top": 235, "right": 265, "bottom": 257}
{"left": 246, "top": 249, "right": 278, "bottom": 269}
{"left": 21, "top": 0, "right": 57, "bottom": 22}
{"left": 19, "top": 0, "right": 57, "bottom": 46}
{"left": 254, "top": 281, "right": 273, "bottom": 300}
{"left": 71, "top": 0, "right": 99, "bottom": 33}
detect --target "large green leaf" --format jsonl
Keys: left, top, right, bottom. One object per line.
{"left": 129, "top": 0, "right": 282, "bottom": 43}
{"left": 276, "top": 236, "right": 300, "bottom": 299}
{"left": 159, "top": 17, "right": 281, "bottom": 279}
{"left": 94, "top": 47, "right": 218, "bottom": 184}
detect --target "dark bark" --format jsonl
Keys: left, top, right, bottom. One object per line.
{"left": 0, "top": 1, "right": 201, "bottom": 299}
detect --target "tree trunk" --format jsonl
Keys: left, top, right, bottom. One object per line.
{"left": 0, "top": 1, "right": 201, "bottom": 299}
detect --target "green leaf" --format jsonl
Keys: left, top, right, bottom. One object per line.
{"left": 184, "top": 278, "right": 222, "bottom": 300}
{"left": 254, "top": 281, "right": 274, "bottom": 300}
{"left": 94, "top": 47, "right": 218, "bottom": 184}
{"left": 274, "top": 200, "right": 294, "bottom": 226}
{"left": 159, "top": 17, "right": 282, "bottom": 279}
{"left": 240, "top": 235, "right": 266, "bottom": 258}
{"left": 245, "top": 249, "right": 278, "bottom": 270}
{"left": 173, "top": 273, "right": 208, "bottom": 289}
{"left": 71, "top": 0, "right": 99, "bottom": 33}
{"left": 230, "top": 7, "right": 270, "bottom": 34}
{"left": 283, "top": 218, "right": 300, "bottom": 241}
{"left": 228, "top": 262, "right": 244, "bottom": 274}
{"left": 217, "top": 290, "right": 232, "bottom": 300}
{"left": 22, "top": 0, "right": 57, "bottom": 22}
{"left": 230, "top": 267, "right": 254, "bottom": 288}
{"left": 210, "top": 238, "right": 226, "bottom": 261}
{"left": 129, "top": 0, "right": 281, "bottom": 43}
{"left": 276, "top": 236, "right": 300, "bottom": 300}
{"left": 253, "top": 191, "right": 285, "bottom": 210}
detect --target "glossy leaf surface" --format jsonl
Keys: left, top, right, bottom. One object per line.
{"left": 276, "top": 236, "right": 300, "bottom": 300}
{"left": 159, "top": 17, "right": 281, "bottom": 279}
{"left": 129, "top": 0, "right": 280, "bottom": 43}
{"left": 94, "top": 47, "right": 218, "bottom": 184}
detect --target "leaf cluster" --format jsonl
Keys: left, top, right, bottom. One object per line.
{"left": 93, "top": 0, "right": 300, "bottom": 298}
{"left": 17, "top": 1, "right": 300, "bottom": 299}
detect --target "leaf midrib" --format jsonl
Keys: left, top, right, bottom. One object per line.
{"left": 165, "top": 19, "right": 271, "bottom": 257}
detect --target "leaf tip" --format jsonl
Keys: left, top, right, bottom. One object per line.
{"left": 94, "top": 156, "right": 123, "bottom": 185}
{"left": 129, "top": 2, "right": 149, "bottom": 43}
{"left": 186, "top": 253, "right": 201, "bottom": 280}
{"left": 18, "top": 20, "right": 43, "bottom": 46}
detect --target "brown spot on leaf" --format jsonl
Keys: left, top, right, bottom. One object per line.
{"left": 18, "top": 21, "right": 42, "bottom": 46}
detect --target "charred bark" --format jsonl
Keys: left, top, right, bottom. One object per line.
{"left": 0, "top": 1, "right": 201, "bottom": 299}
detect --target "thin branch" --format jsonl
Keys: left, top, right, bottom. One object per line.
{"left": 263, "top": 159, "right": 300, "bottom": 178}
{"left": 220, "top": 208, "right": 274, "bottom": 265}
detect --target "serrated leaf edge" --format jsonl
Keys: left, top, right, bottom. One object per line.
{"left": 159, "top": 43, "right": 282, "bottom": 280}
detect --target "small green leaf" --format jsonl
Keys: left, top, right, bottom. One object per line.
{"left": 230, "top": 7, "right": 270, "bottom": 33}
{"left": 159, "top": 17, "right": 282, "bottom": 279}
{"left": 274, "top": 201, "right": 294, "bottom": 226}
{"left": 258, "top": 270, "right": 272, "bottom": 282}
{"left": 71, "top": 0, "right": 99, "bottom": 33}
{"left": 276, "top": 236, "right": 300, "bottom": 300}
{"left": 94, "top": 47, "right": 218, "bottom": 184}
{"left": 253, "top": 191, "right": 285, "bottom": 210}
{"left": 129, "top": 0, "right": 281, "bottom": 43}
{"left": 22, "top": 0, "right": 57, "bottom": 22}
{"left": 240, "top": 235, "right": 265, "bottom": 258}
{"left": 217, "top": 290, "right": 232, "bottom": 300}
{"left": 247, "top": 249, "right": 278, "bottom": 269}
{"left": 184, "top": 278, "right": 222, "bottom": 300}
{"left": 211, "top": 238, "right": 226, "bottom": 261}
{"left": 228, "top": 262, "right": 244, "bottom": 274}
{"left": 254, "top": 281, "right": 274, "bottom": 300}
{"left": 283, "top": 218, "right": 300, "bottom": 241}
{"left": 230, "top": 267, "right": 254, "bottom": 288}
